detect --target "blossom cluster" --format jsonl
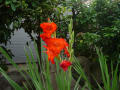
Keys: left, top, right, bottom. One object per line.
{"left": 40, "top": 20, "right": 72, "bottom": 71}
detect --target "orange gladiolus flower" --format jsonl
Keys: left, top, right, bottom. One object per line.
{"left": 40, "top": 33, "right": 51, "bottom": 41}
{"left": 43, "top": 46, "right": 56, "bottom": 64}
{"left": 43, "top": 38, "right": 70, "bottom": 64}
{"left": 60, "top": 60, "right": 72, "bottom": 71}
{"left": 40, "top": 22, "right": 57, "bottom": 34}
{"left": 45, "top": 38, "right": 70, "bottom": 57}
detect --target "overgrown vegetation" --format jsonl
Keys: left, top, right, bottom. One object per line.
{"left": 72, "top": 0, "right": 120, "bottom": 63}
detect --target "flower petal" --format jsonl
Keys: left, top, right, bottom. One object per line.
{"left": 60, "top": 60, "right": 72, "bottom": 71}
{"left": 40, "top": 22, "right": 57, "bottom": 34}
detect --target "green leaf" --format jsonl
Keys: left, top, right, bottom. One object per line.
{"left": 0, "top": 47, "right": 32, "bottom": 89}
{"left": 74, "top": 76, "right": 81, "bottom": 90}
{"left": 32, "top": 2, "right": 36, "bottom": 7}
{"left": 0, "top": 0, "right": 2, "bottom": 3}
{"left": 5, "top": 0, "right": 12, "bottom": 5}
{"left": 11, "top": 3, "right": 16, "bottom": 11}
{"left": 12, "top": 0, "right": 16, "bottom": 3}
{"left": 0, "top": 67, "right": 23, "bottom": 90}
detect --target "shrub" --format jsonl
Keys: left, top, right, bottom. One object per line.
{"left": 74, "top": 0, "right": 120, "bottom": 63}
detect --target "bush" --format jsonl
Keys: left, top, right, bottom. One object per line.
{"left": 74, "top": 0, "right": 120, "bottom": 62}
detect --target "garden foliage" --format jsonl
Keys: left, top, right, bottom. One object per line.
{"left": 72, "top": 0, "right": 120, "bottom": 62}
{"left": 0, "top": 0, "right": 120, "bottom": 89}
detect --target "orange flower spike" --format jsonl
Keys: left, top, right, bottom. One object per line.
{"left": 60, "top": 60, "right": 72, "bottom": 71}
{"left": 40, "top": 21, "right": 70, "bottom": 65}
{"left": 40, "top": 22, "right": 57, "bottom": 34}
